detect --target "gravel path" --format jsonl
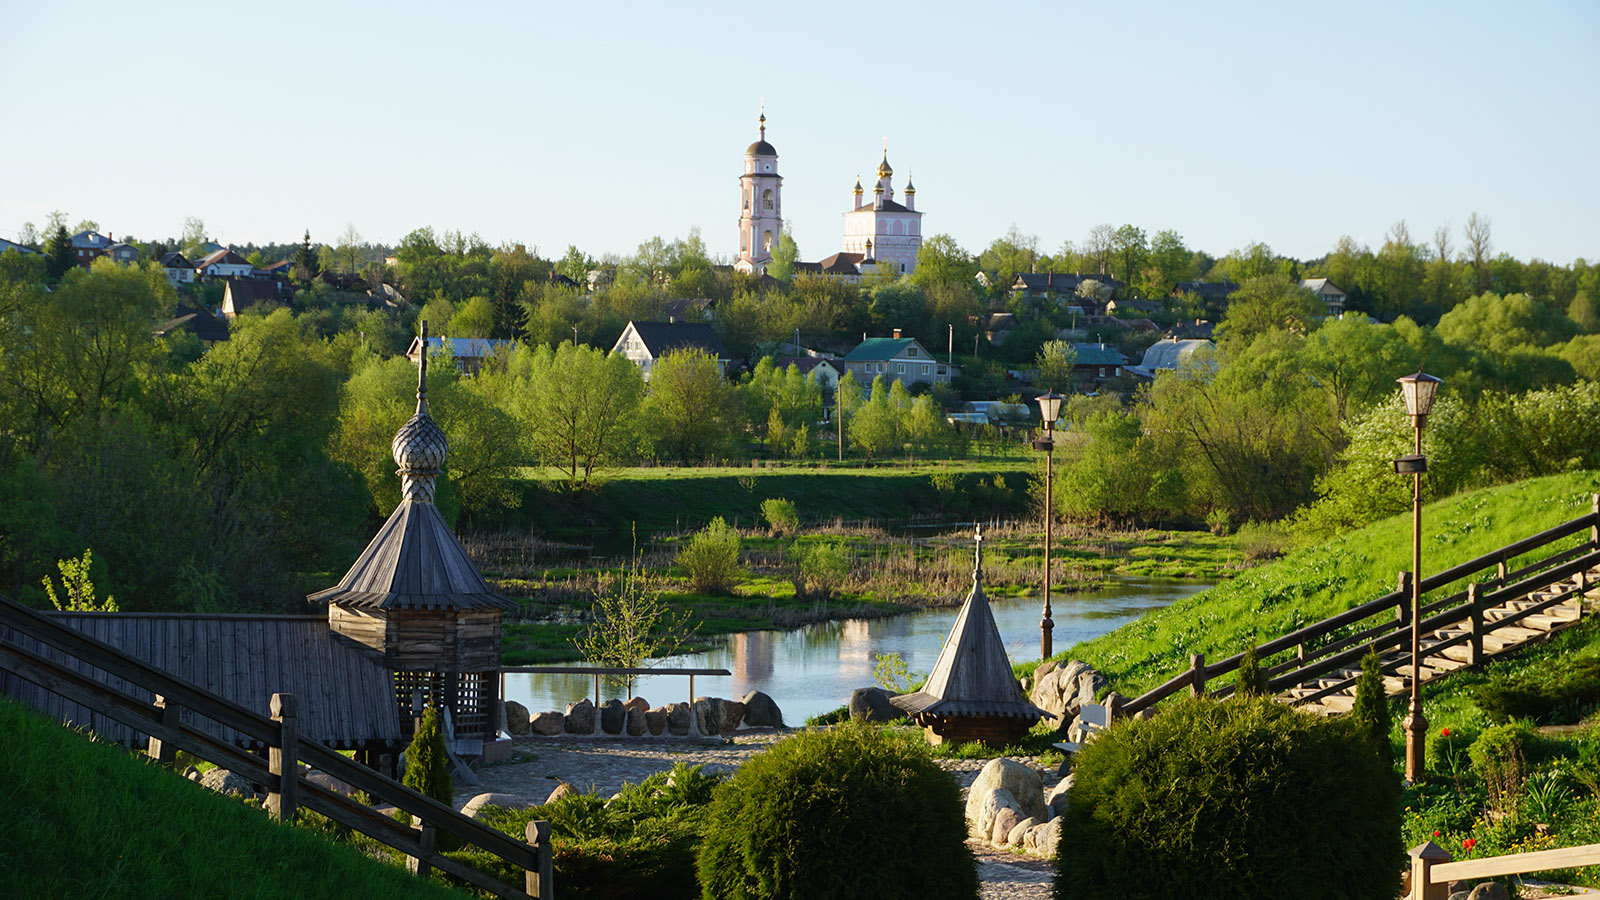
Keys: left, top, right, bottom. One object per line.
{"left": 459, "top": 730, "right": 1062, "bottom": 899}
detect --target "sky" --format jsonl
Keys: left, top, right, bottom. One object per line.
{"left": 1, "top": 0, "right": 1596, "bottom": 267}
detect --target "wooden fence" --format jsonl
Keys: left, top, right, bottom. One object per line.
{"left": 0, "top": 594, "right": 552, "bottom": 900}
{"left": 1118, "top": 497, "right": 1600, "bottom": 719}
{"left": 1409, "top": 840, "right": 1600, "bottom": 899}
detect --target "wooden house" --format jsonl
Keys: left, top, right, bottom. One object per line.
{"left": 309, "top": 322, "right": 516, "bottom": 755}
{"left": 892, "top": 527, "right": 1051, "bottom": 747}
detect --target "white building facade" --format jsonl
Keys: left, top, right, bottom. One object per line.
{"left": 735, "top": 112, "right": 783, "bottom": 275}
{"left": 841, "top": 151, "right": 922, "bottom": 276}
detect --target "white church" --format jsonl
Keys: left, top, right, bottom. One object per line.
{"left": 734, "top": 113, "right": 924, "bottom": 280}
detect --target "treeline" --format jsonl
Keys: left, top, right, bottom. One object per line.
{"left": 1049, "top": 271, "right": 1600, "bottom": 535}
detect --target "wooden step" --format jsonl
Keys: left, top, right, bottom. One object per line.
{"left": 1488, "top": 625, "right": 1544, "bottom": 641}
{"left": 1318, "top": 695, "right": 1355, "bottom": 713}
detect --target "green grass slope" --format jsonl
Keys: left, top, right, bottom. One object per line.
{"left": 1062, "top": 471, "right": 1600, "bottom": 697}
{"left": 0, "top": 697, "right": 468, "bottom": 900}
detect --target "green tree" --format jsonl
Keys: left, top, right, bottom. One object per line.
{"left": 913, "top": 234, "right": 979, "bottom": 293}
{"left": 401, "top": 707, "right": 454, "bottom": 832}
{"left": 1110, "top": 224, "right": 1148, "bottom": 288}
{"left": 447, "top": 295, "right": 496, "bottom": 338}
{"left": 677, "top": 517, "right": 743, "bottom": 593}
{"left": 572, "top": 553, "right": 699, "bottom": 694}
{"left": 44, "top": 223, "right": 74, "bottom": 281}
{"left": 769, "top": 226, "right": 799, "bottom": 283}
{"left": 519, "top": 342, "right": 644, "bottom": 492}
{"left": 847, "top": 376, "right": 901, "bottom": 458}
{"left": 180, "top": 217, "right": 208, "bottom": 260}
{"left": 42, "top": 548, "right": 117, "bottom": 612}
{"left": 1215, "top": 275, "right": 1324, "bottom": 346}
{"left": 1298, "top": 316, "right": 1414, "bottom": 421}
{"left": 1351, "top": 649, "right": 1393, "bottom": 764}
{"left": 1034, "top": 340, "right": 1078, "bottom": 394}
{"left": 333, "top": 222, "right": 363, "bottom": 274}
{"left": 643, "top": 349, "right": 736, "bottom": 462}
{"left": 1436, "top": 291, "right": 1578, "bottom": 355}
{"left": 294, "top": 229, "right": 321, "bottom": 276}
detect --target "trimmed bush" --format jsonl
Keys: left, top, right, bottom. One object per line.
{"left": 697, "top": 724, "right": 977, "bottom": 900}
{"left": 459, "top": 762, "right": 723, "bottom": 900}
{"left": 679, "top": 517, "right": 743, "bottom": 594}
{"left": 1351, "top": 649, "right": 1393, "bottom": 764}
{"left": 1056, "top": 696, "right": 1402, "bottom": 900}
{"left": 402, "top": 706, "right": 457, "bottom": 850}
{"left": 1472, "top": 657, "right": 1600, "bottom": 725}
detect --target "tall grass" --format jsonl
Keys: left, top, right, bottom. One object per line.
{"left": 0, "top": 698, "right": 468, "bottom": 900}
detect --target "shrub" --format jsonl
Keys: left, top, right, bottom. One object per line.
{"left": 460, "top": 762, "right": 723, "bottom": 900}
{"left": 1057, "top": 696, "right": 1402, "bottom": 900}
{"left": 678, "top": 517, "right": 743, "bottom": 594}
{"left": 1234, "top": 643, "right": 1268, "bottom": 697}
{"left": 402, "top": 706, "right": 456, "bottom": 848}
{"left": 795, "top": 540, "right": 849, "bottom": 601}
{"left": 1236, "top": 520, "right": 1290, "bottom": 561}
{"left": 1473, "top": 657, "right": 1600, "bottom": 725}
{"left": 697, "top": 724, "right": 977, "bottom": 900}
{"left": 1351, "top": 650, "right": 1393, "bottom": 764}
{"left": 760, "top": 498, "right": 799, "bottom": 536}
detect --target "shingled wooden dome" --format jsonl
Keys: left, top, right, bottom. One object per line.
{"left": 892, "top": 526, "right": 1051, "bottom": 747}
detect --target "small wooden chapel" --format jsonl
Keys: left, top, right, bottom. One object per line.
{"left": 892, "top": 525, "right": 1052, "bottom": 747}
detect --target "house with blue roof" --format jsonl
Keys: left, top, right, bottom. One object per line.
{"left": 405, "top": 335, "right": 516, "bottom": 375}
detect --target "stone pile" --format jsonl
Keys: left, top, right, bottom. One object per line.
{"left": 964, "top": 758, "right": 1067, "bottom": 857}
{"left": 499, "top": 690, "right": 782, "bottom": 739}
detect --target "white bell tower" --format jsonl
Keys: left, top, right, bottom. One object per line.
{"left": 736, "top": 110, "right": 783, "bottom": 274}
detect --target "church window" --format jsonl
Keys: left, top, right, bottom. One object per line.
{"left": 762, "top": 230, "right": 773, "bottom": 253}
{"left": 762, "top": 189, "right": 773, "bottom": 210}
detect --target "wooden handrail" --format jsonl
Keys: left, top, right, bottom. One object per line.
{"left": 1410, "top": 840, "right": 1600, "bottom": 899}
{"left": 0, "top": 594, "right": 553, "bottom": 899}
{"left": 1120, "top": 502, "right": 1600, "bottom": 720}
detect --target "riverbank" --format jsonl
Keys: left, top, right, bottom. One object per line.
{"left": 475, "top": 522, "right": 1242, "bottom": 665}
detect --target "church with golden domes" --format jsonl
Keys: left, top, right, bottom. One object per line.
{"left": 734, "top": 112, "right": 923, "bottom": 279}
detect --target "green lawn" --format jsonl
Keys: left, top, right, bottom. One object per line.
{"left": 1054, "top": 471, "right": 1600, "bottom": 696}
{"left": 0, "top": 698, "right": 472, "bottom": 900}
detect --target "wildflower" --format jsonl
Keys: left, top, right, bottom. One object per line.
{"left": 1433, "top": 830, "right": 1441, "bottom": 837}
{"left": 1463, "top": 838, "right": 1477, "bottom": 851}
{"left": 1441, "top": 727, "right": 1451, "bottom": 737}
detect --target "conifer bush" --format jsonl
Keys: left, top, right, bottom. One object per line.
{"left": 697, "top": 724, "right": 977, "bottom": 900}
{"left": 402, "top": 706, "right": 456, "bottom": 848}
{"left": 1234, "top": 643, "right": 1268, "bottom": 697}
{"left": 1351, "top": 649, "right": 1394, "bottom": 764}
{"left": 1055, "top": 697, "right": 1402, "bottom": 900}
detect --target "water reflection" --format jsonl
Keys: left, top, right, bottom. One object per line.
{"left": 503, "top": 578, "right": 1208, "bottom": 723}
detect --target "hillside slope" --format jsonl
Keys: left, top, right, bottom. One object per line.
{"left": 1063, "top": 471, "right": 1600, "bottom": 697}
{"left": 0, "top": 697, "right": 467, "bottom": 900}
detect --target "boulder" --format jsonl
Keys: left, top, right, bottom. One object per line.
{"left": 991, "top": 807, "right": 1022, "bottom": 845}
{"left": 304, "top": 771, "right": 355, "bottom": 797}
{"left": 722, "top": 700, "right": 747, "bottom": 732}
{"left": 849, "top": 686, "right": 900, "bottom": 724}
{"left": 741, "top": 690, "right": 782, "bottom": 727}
{"left": 626, "top": 706, "right": 647, "bottom": 736}
{"left": 460, "top": 792, "right": 521, "bottom": 818}
{"left": 1044, "top": 775, "right": 1072, "bottom": 819}
{"left": 623, "top": 696, "right": 650, "bottom": 715}
{"left": 200, "top": 768, "right": 253, "bottom": 798}
{"left": 665, "top": 702, "right": 692, "bottom": 736}
{"left": 1073, "top": 668, "right": 1108, "bottom": 709}
{"left": 530, "top": 711, "right": 564, "bottom": 736}
{"left": 503, "top": 700, "right": 531, "bottom": 736}
{"left": 564, "top": 699, "right": 596, "bottom": 735}
{"left": 1467, "top": 884, "right": 1510, "bottom": 900}
{"left": 545, "top": 782, "right": 576, "bottom": 805}
{"left": 1007, "top": 816, "right": 1040, "bottom": 847}
{"left": 967, "top": 786, "right": 1018, "bottom": 841}
{"left": 645, "top": 707, "right": 669, "bottom": 736}
{"left": 599, "top": 699, "right": 626, "bottom": 735}
{"left": 184, "top": 766, "right": 201, "bottom": 781}
{"left": 1033, "top": 817, "right": 1063, "bottom": 857}
{"left": 968, "top": 757, "right": 1046, "bottom": 822}
{"left": 692, "top": 696, "right": 725, "bottom": 735}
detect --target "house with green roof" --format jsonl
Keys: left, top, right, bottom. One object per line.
{"left": 839, "top": 329, "right": 957, "bottom": 389}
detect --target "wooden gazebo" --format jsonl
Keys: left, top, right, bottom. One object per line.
{"left": 308, "top": 323, "right": 516, "bottom": 755}
{"left": 892, "top": 526, "right": 1052, "bottom": 747}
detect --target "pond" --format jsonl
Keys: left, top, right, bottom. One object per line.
{"left": 502, "top": 577, "right": 1209, "bottom": 724}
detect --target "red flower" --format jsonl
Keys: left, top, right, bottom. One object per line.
{"left": 1463, "top": 838, "right": 1477, "bottom": 851}
{"left": 1433, "top": 831, "right": 1441, "bottom": 837}
{"left": 1441, "top": 728, "right": 1451, "bottom": 737}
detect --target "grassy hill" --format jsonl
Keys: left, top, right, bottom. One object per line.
{"left": 1057, "top": 471, "right": 1600, "bottom": 696}
{"left": 0, "top": 697, "right": 468, "bottom": 900}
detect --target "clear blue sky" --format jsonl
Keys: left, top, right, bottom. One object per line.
{"left": 2, "top": 0, "right": 1595, "bottom": 266}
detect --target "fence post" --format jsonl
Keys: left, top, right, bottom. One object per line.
{"left": 1396, "top": 571, "right": 1413, "bottom": 632}
{"left": 146, "top": 694, "right": 180, "bottom": 764}
{"left": 1408, "top": 841, "right": 1451, "bottom": 900}
{"left": 408, "top": 821, "right": 436, "bottom": 878}
{"left": 1189, "top": 653, "right": 1206, "bottom": 698}
{"left": 1592, "top": 494, "right": 1599, "bottom": 548}
{"left": 1466, "top": 583, "right": 1483, "bottom": 667}
{"left": 1105, "top": 692, "right": 1123, "bottom": 722}
{"left": 525, "top": 819, "right": 553, "bottom": 900}
{"left": 268, "top": 693, "right": 298, "bottom": 824}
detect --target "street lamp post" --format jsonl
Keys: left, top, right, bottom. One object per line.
{"left": 1034, "top": 392, "right": 1064, "bottom": 660}
{"left": 1395, "top": 369, "right": 1442, "bottom": 783}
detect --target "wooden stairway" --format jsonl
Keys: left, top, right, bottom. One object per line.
{"left": 1280, "top": 569, "right": 1598, "bottom": 716}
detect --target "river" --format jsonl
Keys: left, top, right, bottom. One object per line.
{"left": 502, "top": 577, "right": 1208, "bottom": 724}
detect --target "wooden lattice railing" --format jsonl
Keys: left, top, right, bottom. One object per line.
{"left": 1114, "top": 497, "right": 1600, "bottom": 720}
{"left": 0, "top": 594, "right": 551, "bottom": 900}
